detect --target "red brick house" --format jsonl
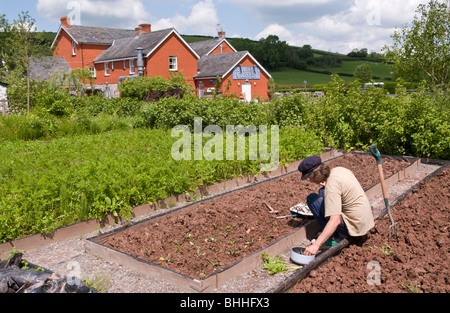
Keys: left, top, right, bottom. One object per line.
{"left": 51, "top": 16, "right": 271, "bottom": 100}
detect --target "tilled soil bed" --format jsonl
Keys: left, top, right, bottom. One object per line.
{"left": 102, "top": 153, "right": 411, "bottom": 279}
{"left": 103, "top": 154, "right": 410, "bottom": 279}
{"left": 289, "top": 167, "right": 450, "bottom": 293}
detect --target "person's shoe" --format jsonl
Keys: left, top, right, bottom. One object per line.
{"left": 325, "top": 233, "right": 347, "bottom": 246}
{"left": 325, "top": 239, "right": 339, "bottom": 246}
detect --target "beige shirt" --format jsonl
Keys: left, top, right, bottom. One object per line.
{"left": 324, "top": 167, "right": 374, "bottom": 236}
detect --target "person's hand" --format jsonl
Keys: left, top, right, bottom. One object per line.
{"left": 303, "top": 243, "right": 320, "bottom": 256}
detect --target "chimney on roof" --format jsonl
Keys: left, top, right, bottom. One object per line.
{"left": 135, "top": 26, "right": 144, "bottom": 36}
{"left": 139, "top": 24, "right": 151, "bottom": 33}
{"left": 60, "top": 16, "right": 71, "bottom": 28}
{"left": 136, "top": 24, "right": 151, "bottom": 36}
{"left": 218, "top": 28, "right": 226, "bottom": 39}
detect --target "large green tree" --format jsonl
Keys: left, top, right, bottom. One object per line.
{"left": 0, "top": 11, "right": 50, "bottom": 113}
{"left": 255, "top": 35, "right": 288, "bottom": 70}
{"left": 383, "top": 0, "right": 450, "bottom": 88}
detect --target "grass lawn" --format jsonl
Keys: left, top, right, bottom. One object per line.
{"left": 270, "top": 67, "right": 342, "bottom": 87}
{"left": 271, "top": 60, "right": 393, "bottom": 88}
{"left": 310, "top": 60, "right": 393, "bottom": 79}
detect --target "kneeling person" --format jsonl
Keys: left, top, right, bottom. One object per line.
{"left": 298, "top": 155, "right": 374, "bottom": 256}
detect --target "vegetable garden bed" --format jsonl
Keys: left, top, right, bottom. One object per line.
{"left": 289, "top": 164, "right": 449, "bottom": 293}
{"left": 85, "top": 152, "right": 415, "bottom": 292}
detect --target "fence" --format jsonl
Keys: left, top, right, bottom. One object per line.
{"left": 0, "top": 99, "right": 8, "bottom": 115}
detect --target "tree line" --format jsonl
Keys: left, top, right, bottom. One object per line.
{"left": 228, "top": 35, "right": 347, "bottom": 71}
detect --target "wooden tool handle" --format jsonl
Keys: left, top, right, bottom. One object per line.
{"left": 377, "top": 163, "right": 388, "bottom": 200}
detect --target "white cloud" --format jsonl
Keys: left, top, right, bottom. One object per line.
{"left": 152, "top": 0, "right": 220, "bottom": 35}
{"left": 250, "top": 0, "right": 429, "bottom": 53}
{"left": 37, "top": 0, "right": 151, "bottom": 29}
{"left": 255, "top": 24, "right": 294, "bottom": 42}
{"left": 36, "top": 0, "right": 220, "bottom": 36}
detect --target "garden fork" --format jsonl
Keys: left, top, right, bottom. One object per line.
{"left": 369, "top": 145, "right": 399, "bottom": 241}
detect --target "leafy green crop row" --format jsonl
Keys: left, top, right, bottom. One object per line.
{"left": 0, "top": 127, "right": 322, "bottom": 242}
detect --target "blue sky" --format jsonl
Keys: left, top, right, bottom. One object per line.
{"left": 0, "top": 0, "right": 429, "bottom": 54}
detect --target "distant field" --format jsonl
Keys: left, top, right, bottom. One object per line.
{"left": 271, "top": 60, "right": 393, "bottom": 88}
{"left": 310, "top": 60, "right": 392, "bottom": 79}
{"left": 270, "top": 67, "right": 336, "bottom": 87}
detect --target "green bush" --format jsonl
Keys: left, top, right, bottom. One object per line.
{"left": 303, "top": 77, "right": 449, "bottom": 159}
{"left": 71, "top": 96, "right": 144, "bottom": 117}
{"left": 119, "top": 73, "right": 195, "bottom": 100}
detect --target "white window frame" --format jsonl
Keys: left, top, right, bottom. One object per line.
{"left": 111, "top": 61, "right": 114, "bottom": 71}
{"left": 89, "top": 66, "right": 96, "bottom": 78}
{"left": 123, "top": 60, "right": 126, "bottom": 70}
{"left": 130, "top": 59, "right": 135, "bottom": 74}
{"left": 169, "top": 56, "right": 177, "bottom": 71}
{"left": 105, "top": 62, "right": 110, "bottom": 76}
{"left": 72, "top": 40, "right": 76, "bottom": 56}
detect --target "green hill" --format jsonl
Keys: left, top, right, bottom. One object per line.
{"left": 183, "top": 34, "right": 393, "bottom": 88}
{"left": 272, "top": 60, "right": 393, "bottom": 88}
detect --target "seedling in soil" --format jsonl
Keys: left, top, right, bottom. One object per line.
{"left": 401, "top": 282, "right": 421, "bottom": 293}
{"left": 379, "top": 243, "right": 394, "bottom": 256}
{"left": 207, "top": 259, "right": 222, "bottom": 267}
{"left": 174, "top": 240, "right": 184, "bottom": 255}
{"left": 159, "top": 254, "right": 172, "bottom": 264}
{"left": 227, "top": 249, "right": 240, "bottom": 256}
{"left": 196, "top": 247, "right": 206, "bottom": 258}
{"left": 244, "top": 238, "right": 254, "bottom": 248}
{"left": 363, "top": 244, "right": 394, "bottom": 256}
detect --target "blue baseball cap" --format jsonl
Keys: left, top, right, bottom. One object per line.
{"left": 298, "top": 155, "right": 322, "bottom": 180}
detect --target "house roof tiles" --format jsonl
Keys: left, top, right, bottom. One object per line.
{"left": 189, "top": 38, "right": 236, "bottom": 57}
{"left": 195, "top": 51, "right": 249, "bottom": 79}
{"left": 65, "top": 25, "right": 136, "bottom": 45}
{"left": 189, "top": 39, "right": 222, "bottom": 57}
{"left": 29, "top": 56, "right": 71, "bottom": 81}
{"left": 94, "top": 28, "right": 175, "bottom": 62}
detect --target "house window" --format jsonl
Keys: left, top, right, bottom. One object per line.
{"left": 123, "top": 60, "right": 126, "bottom": 70}
{"left": 72, "top": 40, "right": 76, "bottom": 56}
{"left": 111, "top": 61, "right": 114, "bottom": 71}
{"left": 105, "top": 62, "right": 110, "bottom": 76}
{"left": 169, "top": 56, "right": 177, "bottom": 71}
{"left": 89, "top": 66, "right": 96, "bottom": 78}
{"left": 130, "top": 59, "right": 135, "bottom": 74}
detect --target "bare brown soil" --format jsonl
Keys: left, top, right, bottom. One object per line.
{"left": 102, "top": 153, "right": 411, "bottom": 279}
{"left": 289, "top": 167, "right": 450, "bottom": 293}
